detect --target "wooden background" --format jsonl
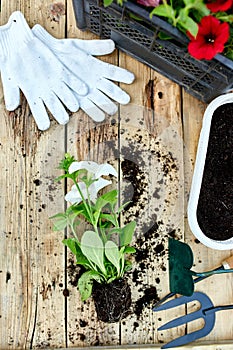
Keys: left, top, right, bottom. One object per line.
{"left": 0, "top": 0, "right": 232, "bottom": 349}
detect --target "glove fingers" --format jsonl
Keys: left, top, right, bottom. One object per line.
{"left": 88, "top": 89, "right": 118, "bottom": 115}
{"left": 1, "top": 72, "right": 20, "bottom": 110}
{"left": 96, "top": 78, "right": 130, "bottom": 105}
{"left": 79, "top": 98, "right": 105, "bottom": 122}
{"left": 33, "top": 25, "right": 115, "bottom": 56}
{"left": 53, "top": 83, "right": 80, "bottom": 112}
{"left": 3, "top": 85, "right": 20, "bottom": 111}
{"left": 71, "top": 39, "right": 115, "bottom": 56}
{"left": 63, "top": 74, "right": 87, "bottom": 96}
{"left": 97, "top": 60, "right": 135, "bottom": 84}
{"left": 28, "top": 98, "right": 51, "bottom": 130}
{"left": 43, "top": 93, "right": 69, "bottom": 125}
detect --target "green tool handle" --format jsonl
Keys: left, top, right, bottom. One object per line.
{"left": 192, "top": 268, "right": 233, "bottom": 278}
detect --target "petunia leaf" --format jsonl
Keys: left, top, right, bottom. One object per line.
{"left": 103, "top": 0, "right": 114, "bottom": 6}
{"left": 183, "top": 0, "right": 210, "bottom": 16}
{"left": 178, "top": 10, "right": 198, "bottom": 36}
{"left": 99, "top": 213, "right": 117, "bottom": 226}
{"left": 120, "top": 221, "right": 136, "bottom": 246}
{"left": 122, "top": 246, "right": 136, "bottom": 254}
{"left": 50, "top": 213, "right": 69, "bottom": 231}
{"left": 78, "top": 270, "right": 102, "bottom": 301}
{"left": 62, "top": 238, "right": 79, "bottom": 256}
{"left": 150, "top": 4, "right": 176, "bottom": 21}
{"left": 63, "top": 238, "right": 91, "bottom": 266}
{"left": 81, "top": 231, "right": 106, "bottom": 275}
{"left": 105, "top": 240, "right": 120, "bottom": 275}
{"left": 95, "top": 189, "right": 118, "bottom": 212}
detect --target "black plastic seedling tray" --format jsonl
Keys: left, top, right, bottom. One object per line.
{"left": 73, "top": 0, "right": 233, "bottom": 103}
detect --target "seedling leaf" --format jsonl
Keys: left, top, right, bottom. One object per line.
{"left": 50, "top": 213, "right": 68, "bottom": 231}
{"left": 150, "top": 4, "right": 176, "bottom": 20}
{"left": 105, "top": 241, "right": 120, "bottom": 275}
{"left": 81, "top": 231, "right": 106, "bottom": 275}
{"left": 120, "top": 221, "right": 136, "bottom": 246}
{"left": 78, "top": 271, "right": 102, "bottom": 301}
{"left": 63, "top": 238, "right": 90, "bottom": 266}
{"left": 62, "top": 238, "right": 79, "bottom": 255}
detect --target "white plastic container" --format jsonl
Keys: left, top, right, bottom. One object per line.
{"left": 188, "top": 93, "right": 233, "bottom": 250}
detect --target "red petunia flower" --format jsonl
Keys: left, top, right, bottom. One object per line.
{"left": 206, "top": 0, "right": 233, "bottom": 12}
{"left": 187, "top": 16, "right": 230, "bottom": 60}
{"left": 137, "top": 0, "right": 160, "bottom": 7}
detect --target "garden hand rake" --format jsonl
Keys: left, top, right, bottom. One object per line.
{"left": 155, "top": 291, "right": 233, "bottom": 349}
{"left": 153, "top": 238, "right": 233, "bottom": 309}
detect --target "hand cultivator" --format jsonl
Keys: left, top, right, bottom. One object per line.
{"left": 155, "top": 291, "right": 233, "bottom": 348}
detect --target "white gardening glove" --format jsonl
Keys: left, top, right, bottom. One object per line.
{"left": 0, "top": 11, "right": 88, "bottom": 130}
{"left": 32, "top": 24, "right": 135, "bottom": 122}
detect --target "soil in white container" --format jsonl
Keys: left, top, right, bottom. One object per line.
{"left": 197, "top": 102, "right": 233, "bottom": 241}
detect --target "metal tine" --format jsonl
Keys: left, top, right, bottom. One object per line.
{"left": 159, "top": 304, "right": 233, "bottom": 348}
{"left": 152, "top": 291, "right": 175, "bottom": 309}
{"left": 153, "top": 294, "right": 195, "bottom": 312}
{"left": 158, "top": 307, "right": 214, "bottom": 330}
{"left": 157, "top": 292, "right": 216, "bottom": 349}
{"left": 160, "top": 327, "right": 214, "bottom": 349}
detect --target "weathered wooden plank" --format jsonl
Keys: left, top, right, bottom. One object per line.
{"left": 65, "top": 1, "right": 120, "bottom": 346}
{"left": 0, "top": 1, "right": 67, "bottom": 348}
{"left": 0, "top": 2, "right": 30, "bottom": 348}
{"left": 57, "top": 342, "right": 233, "bottom": 350}
{"left": 118, "top": 53, "right": 185, "bottom": 345}
{"left": 65, "top": 114, "right": 121, "bottom": 347}
{"left": 23, "top": 1, "right": 67, "bottom": 347}
{"left": 0, "top": 88, "right": 29, "bottom": 349}
{"left": 0, "top": 0, "right": 232, "bottom": 348}
{"left": 25, "top": 127, "right": 67, "bottom": 349}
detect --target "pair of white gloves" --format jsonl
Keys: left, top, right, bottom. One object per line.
{"left": 0, "top": 11, "right": 135, "bottom": 130}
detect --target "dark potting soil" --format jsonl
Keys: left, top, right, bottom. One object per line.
{"left": 197, "top": 102, "right": 233, "bottom": 241}
{"left": 92, "top": 278, "right": 131, "bottom": 323}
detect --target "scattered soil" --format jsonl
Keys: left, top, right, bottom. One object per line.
{"left": 197, "top": 103, "right": 233, "bottom": 240}
{"left": 134, "top": 286, "right": 159, "bottom": 318}
{"left": 92, "top": 279, "right": 131, "bottom": 323}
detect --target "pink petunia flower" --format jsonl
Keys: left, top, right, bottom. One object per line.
{"left": 137, "top": 0, "right": 160, "bottom": 7}
{"left": 187, "top": 15, "right": 230, "bottom": 60}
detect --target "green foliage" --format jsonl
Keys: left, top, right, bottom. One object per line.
{"left": 150, "top": 0, "right": 209, "bottom": 36}
{"left": 81, "top": 231, "right": 106, "bottom": 275}
{"left": 151, "top": 4, "right": 176, "bottom": 21}
{"left": 120, "top": 221, "right": 136, "bottom": 246}
{"left": 105, "top": 240, "right": 121, "bottom": 275}
{"left": 58, "top": 153, "right": 75, "bottom": 172}
{"left": 216, "top": 14, "right": 233, "bottom": 60}
{"left": 78, "top": 271, "right": 102, "bottom": 301}
{"left": 50, "top": 154, "right": 136, "bottom": 301}
{"left": 103, "top": 0, "right": 126, "bottom": 7}
{"left": 150, "top": 0, "right": 232, "bottom": 58}
{"left": 50, "top": 207, "right": 82, "bottom": 232}
{"left": 103, "top": 0, "right": 233, "bottom": 60}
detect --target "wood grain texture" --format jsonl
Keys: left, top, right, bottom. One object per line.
{"left": 65, "top": 2, "right": 120, "bottom": 347}
{"left": 0, "top": 1, "right": 66, "bottom": 348}
{"left": 54, "top": 343, "right": 233, "bottom": 350}
{"left": 0, "top": 0, "right": 232, "bottom": 349}
{"left": 118, "top": 57, "right": 185, "bottom": 345}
